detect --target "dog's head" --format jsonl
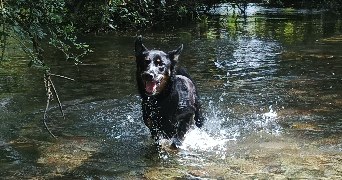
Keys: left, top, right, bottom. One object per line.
{"left": 135, "top": 35, "right": 183, "bottom": 96}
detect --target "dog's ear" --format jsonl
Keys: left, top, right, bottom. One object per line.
{"left": 168, "top": 44, "right": 183, "bottom": 65}
{"left": 135, "top": 35, "right": 148, "bottom": 56}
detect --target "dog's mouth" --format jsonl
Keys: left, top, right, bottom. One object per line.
{"left": 145, "top": 81, "right": 158, "bottom": 93}
{"left": 144, "top": 76, "right": 164, "bottom": 95}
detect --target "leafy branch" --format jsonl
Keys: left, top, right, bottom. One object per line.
{"left": 0, "top": 0, "right": 92, "bottom": 138}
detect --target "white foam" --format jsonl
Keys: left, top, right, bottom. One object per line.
{"left": 181, "top": 128, "right": 234, "bottom": 151}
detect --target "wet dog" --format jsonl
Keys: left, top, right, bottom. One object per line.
{"left": 135, "top": 35, "right": 204, "bottom": 149}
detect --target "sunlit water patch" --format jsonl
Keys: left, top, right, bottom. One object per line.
{"left": 208, "top": 3, "right": 262, "bottom": 16}
{"left": 214, "top": 36, "right": 282, "bottom": 81}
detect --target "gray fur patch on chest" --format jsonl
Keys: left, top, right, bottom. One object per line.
{"left": 175, "top": 75, "right": 196, "bottom": 108}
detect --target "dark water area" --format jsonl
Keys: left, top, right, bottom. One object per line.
{"left": 1, "top": 4, "right": 342, "bottom": 179}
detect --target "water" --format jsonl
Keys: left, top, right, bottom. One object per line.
{"left": 1, "top": 4, "right": 342, "bottom": 179}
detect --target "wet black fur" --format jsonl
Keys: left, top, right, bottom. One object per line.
{"left": 135, "top": 35, "right": 204, "bottom": 148}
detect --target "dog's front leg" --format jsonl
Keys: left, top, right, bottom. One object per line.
{"left": 143, "top": 117, "right": 159, "bottom": 141}
{"left": 170, "top": 112, "right": 195, "bottom": 149}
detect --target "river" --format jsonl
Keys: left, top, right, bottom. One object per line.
{"left": 1, "top": 4, "right": 342, "bottom": 179}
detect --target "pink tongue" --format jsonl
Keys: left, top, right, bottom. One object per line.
{"left": 145, "top": 81, "right": 157, "bottom": 93}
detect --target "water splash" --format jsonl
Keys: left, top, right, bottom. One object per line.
{"left": 181, "top": 128, "right": 234, "bottom": 154}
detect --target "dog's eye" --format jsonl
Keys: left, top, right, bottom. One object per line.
{"left": 145, "top": 58, "right": 150, "bottom": 64}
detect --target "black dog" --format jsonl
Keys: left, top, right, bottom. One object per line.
{"left": 135, "top": 35, "right": 204, "bottom": 149}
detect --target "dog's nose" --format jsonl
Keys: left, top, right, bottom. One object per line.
{"left": 142, "top": 73, "right": 154, "bottom": 81}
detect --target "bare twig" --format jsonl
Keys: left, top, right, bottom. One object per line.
{"left": 50, "top": 73, "right": 75, "bottom": 81}
{"left": 43, "top": 73, "right": 56, "bottom": 138}
{"left": 49, "top": 76, "right": 65, "bottom": 120}
{"left": 43, "top": 71, "right": 72, "bottom": 138}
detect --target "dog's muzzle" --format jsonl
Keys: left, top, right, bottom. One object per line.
{"left": 142, "top": 73, "right": 163, "bottom": 95}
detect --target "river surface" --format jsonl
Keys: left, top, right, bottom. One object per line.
{"left": 1, "top": 4, "right": 342, "bottom": 179}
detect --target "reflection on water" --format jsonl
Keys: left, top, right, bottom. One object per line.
{"left": 1, "top": 4, "right": 342, "bottom": 179}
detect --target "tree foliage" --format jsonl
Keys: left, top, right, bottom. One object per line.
{"left": 0, "top": 0, "right": 92, "bottom": 68}
{"left": 64, "top": 0, "right": 202, "bottom": 32}
{"left": 1, "top": 0, "right": 206, "bottom": 65}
